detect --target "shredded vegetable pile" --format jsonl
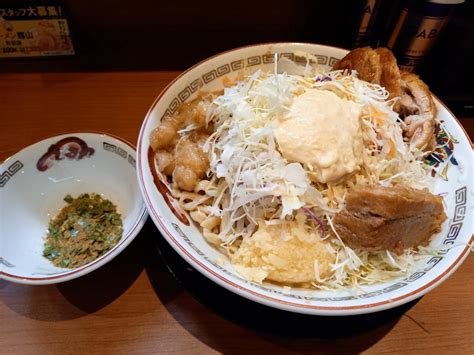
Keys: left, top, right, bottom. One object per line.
{"left": 175, "top": 57, "right": 439, "bottom": 290}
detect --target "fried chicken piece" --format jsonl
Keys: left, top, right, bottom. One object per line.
{"left": 334, "top": 185, "right": 446, "bottom": 255}
{"left": 334, "top": 47, "right": 382, "bottom": 84}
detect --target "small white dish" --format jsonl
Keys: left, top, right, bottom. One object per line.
{"left": 0, "top": 132, "right": 148, "bottom": 285}
{"left": 137, "top": 43, "right": 474, "bottom": 316}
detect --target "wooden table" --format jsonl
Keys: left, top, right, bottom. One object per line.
{"left": 1, "top": 72, "right": 473, "bottom": 354}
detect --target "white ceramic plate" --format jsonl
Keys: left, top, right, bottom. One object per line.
{"left": 137, "top": 43, "right": 474, "bottom": 315}
{"left": 0, "top": 132, "right": 148, "bottom": 285}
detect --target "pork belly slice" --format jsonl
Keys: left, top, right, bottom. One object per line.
{"left": 333, "top": 46, "right": 382, "bottom": 85}
{"left": 399, "top": 71, "right": 438, "bottom": 151}
{"left": 334, "top": 185, "right": 446, "bottom": 255}
{"left": 333, "top": 47, "right": 438, "bottom": 152}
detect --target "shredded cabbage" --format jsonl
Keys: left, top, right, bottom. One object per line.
{"left": 180, "top": 59, "right": 437, "bottom": 290}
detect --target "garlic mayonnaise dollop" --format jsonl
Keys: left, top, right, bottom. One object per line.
{"left": 274, "top": 89, "right": 363, "bottom": 184}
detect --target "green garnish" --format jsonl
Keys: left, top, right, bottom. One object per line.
{"left": 43, "top": 193, "right": 123, "bottom": 268}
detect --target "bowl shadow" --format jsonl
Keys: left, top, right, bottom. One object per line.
{"left": 56, "top": 229, "right": 148, "bottom": 314}
{"left": 1, "top": 223, "right": 149, "bottom": 321}
{"left": 146, "top": 232, "right": 420, "bottom": 353}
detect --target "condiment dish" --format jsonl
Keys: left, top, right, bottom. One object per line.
{"left": 1, "top": 132, "right": 148, "bottom": 285}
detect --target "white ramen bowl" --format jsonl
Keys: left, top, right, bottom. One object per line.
{"left": 137, "top": 43, "right": 474, "bottom": 315}
{"left": 0, "top": 132, "right": 148, "bottom": 285}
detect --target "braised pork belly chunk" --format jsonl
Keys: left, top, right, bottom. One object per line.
{"left": 334, "top": 185, "right": 446, "bottom": 255}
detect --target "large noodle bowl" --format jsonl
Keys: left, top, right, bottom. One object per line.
{"left": 149, "top": 54, "right": 446, "bottom": 290}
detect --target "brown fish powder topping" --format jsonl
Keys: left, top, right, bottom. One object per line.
{"left": 43, "top": 193, "right": 123, "bottom": 268}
